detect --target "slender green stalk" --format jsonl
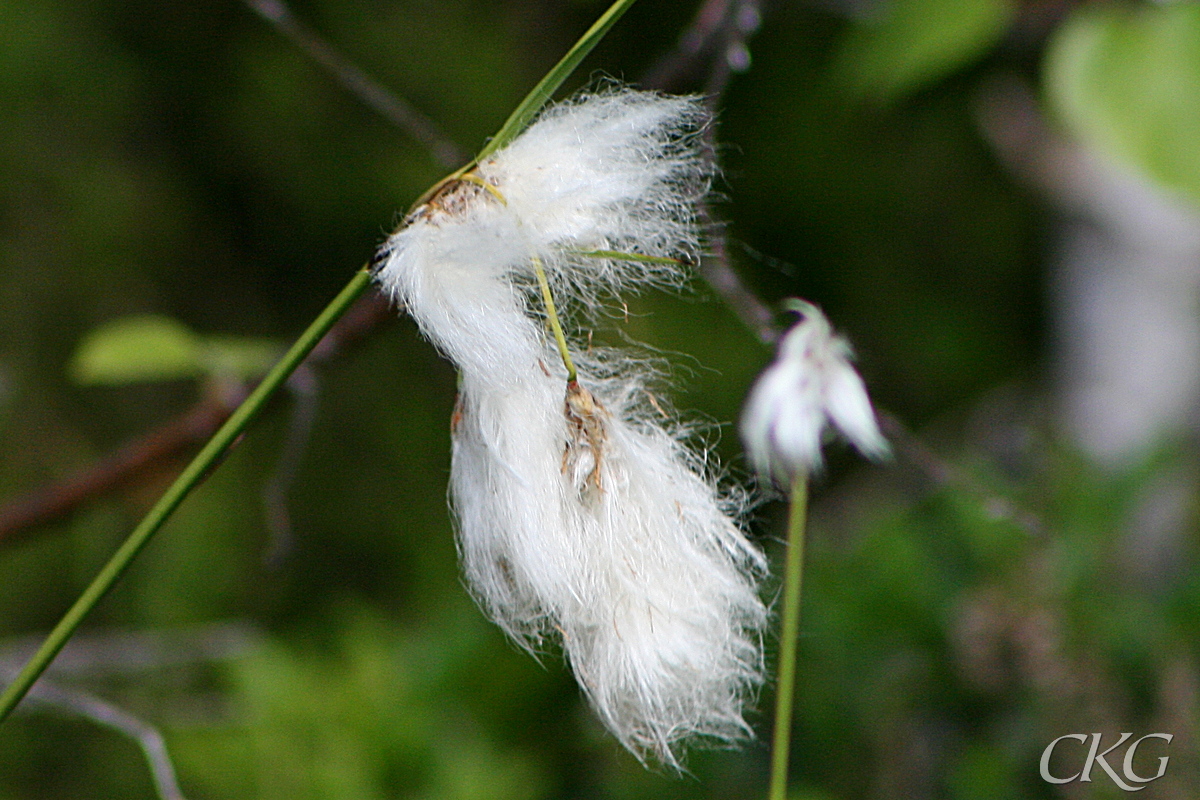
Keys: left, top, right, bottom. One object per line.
{"left": 476, "top": 0, "right": 638, "bottom": 162}
{"left": 0, "top": 269, "right": 373, "bottom": 722}
{"left": 536, "top": 248, "right": 679, "bottom": 379}
{"left": 575, "top": 249, "right": 683, "bottom": 266}
{"left": 531, "top": 255, "right": 577, "bottom": 381}
{"left": 768, "top": 475, "right": 809, "bottom": 800}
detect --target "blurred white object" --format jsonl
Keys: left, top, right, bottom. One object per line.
{"left": 979, "top": 77, "right": 1200, "bottom": 465}
{"left": 740, "top": 300, "right": 888, "bottom": 485}
{"left": 1053, "top": 157, "right": 1200, "bottom": 463}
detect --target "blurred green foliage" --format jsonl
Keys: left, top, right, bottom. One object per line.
{"left": 831, "top": 0, "right": 1014, "bottom": 103}
{"left": 0, "top": 0, "right": 1198, "bottom": 799}
{"left": 1046, "top": 1, "right": 1200, "bottom": 206}
{"left": 70, "top": 314, "right": 281, "bottom": 385}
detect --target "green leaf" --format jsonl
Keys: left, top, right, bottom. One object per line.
{"left": 833, "top": 0, "right": 1014, "bottom": 103}
{"left": 70, "top": 314, "right": 205, "bottom": 385}
{"left": 1046, "top": 2, "right": 1200, "bottom": 207}
{"left": 70, "top": 315, "right": 285, "bottom": 386}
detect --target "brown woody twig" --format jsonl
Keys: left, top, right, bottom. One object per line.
{"left": 0, "top": 291, "right": 394, "bottom": 545}
{"left": 244, "top": 0, "right": 466, "bottom": 169}
{"left": 643, "top": 0, "right": 780, "bottom": 345}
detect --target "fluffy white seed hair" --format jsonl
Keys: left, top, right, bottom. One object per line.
{"left": 376, "top": 88, "right": 710, "bottom": 379}
{"left": 374, "top": 88, "right": 766, "bottom": 767}
{"left": 478, "top": 87, "right": 711, "bottom": 311}
{"left": 452, "top": 353, "right": 766, "bottom": 767}
{"left": 740, "top": 300, "right": 889, "bottom": 485}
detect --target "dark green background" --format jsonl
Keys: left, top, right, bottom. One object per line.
{"left": 0, "top": 1, "right": 1195, "bottom": 798}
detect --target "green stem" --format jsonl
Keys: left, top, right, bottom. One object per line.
{"left": 475, "top": 0, "right": 638, "bottom": 162}
{"left": 575, "top": 249, "right": 683, "bottom": 266}
{"left": 0, "top": 269, "right": 373, "bottom": 722}
{"left": 531, "top": 255, "right": 576, "bottom": 382}
{"left": 768, "top": 475, "right": 809, "bottom": 800}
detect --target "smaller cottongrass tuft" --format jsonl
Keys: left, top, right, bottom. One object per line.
{"left": 376, "top": 87, "right": 766, "bottom": 768}
{"left": 740, "top": 299, "right": 889, "bottom": 486}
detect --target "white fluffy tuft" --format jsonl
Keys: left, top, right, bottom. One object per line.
{"left": 375, "top": 89, "right": 765, "bottom": 768}
{"left": 482, "top": 88, "right": 712, "bottom": 312}
{"left": 740, "top": 300, "right": 889, "bottom": 485}
{"left": 452, "top": 353, "right": 766, "bottom": 767}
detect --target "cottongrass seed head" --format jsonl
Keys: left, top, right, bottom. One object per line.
{"left": 453, "top": 353, "right": 766, "bottom": 767}
{"left": 478, "top": 88, "right": 712, "bottom": 310}
{"left": 374, "top": 88, "right": 767, "bottom": 768}
{"left": 740, "top": 299, "right": 889, "bottom": 485}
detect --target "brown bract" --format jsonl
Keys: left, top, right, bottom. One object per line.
{"left": 563, "top": 379, "right": 609, "bottom": 497}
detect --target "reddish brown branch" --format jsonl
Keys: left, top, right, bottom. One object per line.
{"left": 0, "top": 396, "right": 239, "bottom": 544}
{"left": 643, "top": 0, "right": 779, "bottom": 345}
{"left": 0, "top": 290, "right": 394, "bottom": 545}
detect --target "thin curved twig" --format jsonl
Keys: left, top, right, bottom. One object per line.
{"left": 19, "top": 679, "right": 187, "bottom": 800}
{"left": 643, "top": 0, "right": 779, "bottom": 344}
{"left": 261, "top": 366, "right": 319, "bottom": 565}
{"left": 244, "top": 0, "right": 466, "bottom": 169}
{"left": 1, "top": 621, "right": 261, "bottom": 800}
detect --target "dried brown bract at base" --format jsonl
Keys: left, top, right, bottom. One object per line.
{"left": 407, "top": 173, "right": 502, "bottom": 225}
{"left": 563, "top": 379, "right": 609, "bottom": 495}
